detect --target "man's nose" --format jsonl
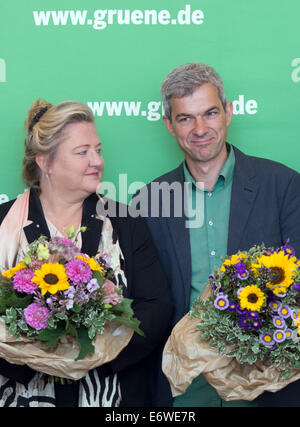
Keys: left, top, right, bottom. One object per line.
{"left": 192, "top": 117, "right": 207, "bottom": 135}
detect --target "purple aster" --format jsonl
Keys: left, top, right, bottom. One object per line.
{"left": 281, "top": 240, "right": 296, "bottom": 258}
{"left": 227, "top": 301, "right": 238, "bottom": 312}
{"left": 291, "top": 310, "right": 298, "bottom": 321}
{"left": 272, "top": 316, "right": 286, "bottom": 329}
{"left": 273, "top": 329, "right": 286, "bottom": 343}
{"left": 238, "top": 315, "right": 249, "bottom": 329}
{"left": 235, "top": 262, "right": 249, "bottom": 280}
{"left": 247, "top": 310, "right": 259, "bottom": 320}
{"left": 66, "top": 258, "right": 92, "bottom": 285}
{"left": 259, "top": 333, "right": 275, "bottom": 346}
{"left": 278, "top": 305, "right": 291, "bottom": 319}
{"left": 250, "top": 320, "right": 262, "bottom": 330}
{"left": 269, "top": 300, "right": 282, "bottom": 312}
{"left": 210, "top": 283, "right": 217, "bottom": 292}
{"left": 285, "top": 329, "right": 293, "bottom": 340}
{"left": 236, "top": 304, "right": 248, "bottom": 315}
{"left": 13, "top": 269, "right": 37, "bottom": 294}
{"left": 214, "top": 293, "right": 229, "bottom": 310}
{"left": 24, "top": 303, "right": 50, "bottom": 330}
{"left": 293, "top": 283, "right": 300, "bottom": 290}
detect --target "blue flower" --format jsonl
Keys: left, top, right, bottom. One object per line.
{"left": 272, "top": 316, "right": 286, "bottom": 329}
{"left": 235, "top": 262, "right": 249, "bottom": 280}
{"left": 259, "top": 333, "right": 275, "bottom": 346}
{"left": 278, "top": 305, "right": 291, "bottom": 319}
{"left": 238, "top": 315, "right": 249, "bottom": 329}
{"left": 227, "top": 301, "right": 237, "bottom": 312}
{"left": 285, "top": 329, "right": 293, "bottom": 340}
{"left": 214, "top": 293, "right": 229, "bottom": 310}
{"left": 250, "top": 320, "right": 262, "bottom": 330}
{"left": 273, "top": 329, "right": 286, "bottom": 343}
{"left": 247, "top": 310, "right": 259, "bottom": 320}
{"left": 269, "top": 300, "right": 282, "bottom": 312}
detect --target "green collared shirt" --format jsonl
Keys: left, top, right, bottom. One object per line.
{"left": 186, "top": 144, "right": 235, "bottom": 306}
{"left": 173, "top": 145, "right": 257, "bottom": 407}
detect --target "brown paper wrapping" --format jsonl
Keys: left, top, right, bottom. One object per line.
{"left": 0, "top": 320, "right": 133, "bottom": 380}
{"left": 162, "top": 285, "right": 300, "bottom": 401}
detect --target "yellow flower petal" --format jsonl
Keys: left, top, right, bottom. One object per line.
{"left": 32, "top": 262, "right": 69, "bottom": 295}
{"left": 238, "top": 285, "right": 265, "bottom": 312}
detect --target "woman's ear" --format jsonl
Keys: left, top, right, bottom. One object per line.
{"left": 35, "top": 154, "right": 49, "bottom": 174}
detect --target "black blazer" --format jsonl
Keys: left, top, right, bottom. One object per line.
{"left": 0, "top": 189, "right": 173, "bottom": 406}
{"left": 144, "top": 144, "right": 300, "bottom": 406}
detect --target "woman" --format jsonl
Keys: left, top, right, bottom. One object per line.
{"left": 0, "top": 99, "right": 173, "bottom": 407}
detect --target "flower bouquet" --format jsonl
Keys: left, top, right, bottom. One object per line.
{"left": 162, "top": 241, "right": 300, "bottom": 401}
{"left": 0, "top": 229, "right": 143, "bottom": 380}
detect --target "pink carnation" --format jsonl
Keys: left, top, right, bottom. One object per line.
{"left": 13, "top": 269, "right": 37, "bottom": 294}
{"left": 102, "top": 280, "right": 121, "bottom": 305}
{"left": 66, "top": 258, "right": 92, "bottom": 285}
{"left": 24, "top": 303, "right": 50, "bottom": 330}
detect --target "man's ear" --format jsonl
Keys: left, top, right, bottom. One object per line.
{"left": 225, "top": 101, "right": 233, "bottom": 127}
{"left": 163, "top": 115, "right": 176, "bottom": 137}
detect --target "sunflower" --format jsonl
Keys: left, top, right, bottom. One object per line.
{"left": 76, "top": 255, "right": 103, "bottom": 275}
{"left": 253, "top": 251, "right": 298, "bottom": 295}
{"left": 32, "top": 262, "right": 69, "bottom": 295}
{"left": 2, "top": 261, "right": 26, "bottom": 278}
{"left": 220, "top": 253, "right": 248, "bottom": 272}
{"left": 238, "top": 285, "right": 265, "bottom": 312}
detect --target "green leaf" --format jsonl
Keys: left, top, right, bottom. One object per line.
{"left": 75, "top": 326, "right": 95, "bottom": 361}
{"left": 93, "top": 270, "right": 105, "bottom": 286}
{"left": 113, "top": 315, "right": 144, "bottom": 336}
{"left": 280, "top": 370, "right": 292, "bottom": 380}
{"left": 0, "top": 288, "right": 33, "bottom": 314}
{"left": 111, "top": 297, "right": 134, "bottom": 317}
{"left": 36, "top": 322, "right": 66, "bottom": 348}
{"left": 71, "top": 303, "right": 82, "bottom": 314}
{"left": 110, "top": 298, "right": 144, "bottom": 336}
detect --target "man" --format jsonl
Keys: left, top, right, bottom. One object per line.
{"left": 140, "top": 62, "right": 300, "bottom": 406}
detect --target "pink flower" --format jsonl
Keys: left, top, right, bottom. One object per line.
{"left": 13, "top": 269, "right": 37, "bottom": 294}
{"left": 66, "top": 258, "right": 92, "bottom": 285}
{"left": 24, "top": 303, "right": 50, "bottom": 330}
{"left": 102, "top": 280, "right": 121, "bottom": 305}
{"left": 29, "top": 259, "right": 44, "bottom": 270}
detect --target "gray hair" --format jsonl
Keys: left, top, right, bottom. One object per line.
{"left": 161, "top": 63, "right": 226, "bottom": 121}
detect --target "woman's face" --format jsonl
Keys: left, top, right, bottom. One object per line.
{"left": 45, "top": 121, "right": 104, "bottom": 198}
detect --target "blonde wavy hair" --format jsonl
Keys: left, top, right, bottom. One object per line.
{"left": 23, "top": 99, "right": 94, "bottom": 187}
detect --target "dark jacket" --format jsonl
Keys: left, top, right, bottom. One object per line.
{"left": 144, "top": 145, "right": 300, "bottom": 406}
{"left": 0, "top": 189, "right": 173, "bottom": 407}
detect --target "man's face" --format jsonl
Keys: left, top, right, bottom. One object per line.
{"left": 163, "top": 83, "right": 233, "bottom": 166}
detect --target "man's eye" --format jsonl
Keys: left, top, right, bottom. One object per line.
{"left": 207, "top": 110, "right": 218, "bottom": 117}
{"left": 179, "top": 117, "right": 190, "bottom": 122}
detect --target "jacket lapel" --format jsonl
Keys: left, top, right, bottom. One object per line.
{"left": 227, "top": 147, "right": 258, "bottom": 254}
{"left": 162, "top": 164, "right": 191, "bottom": 307}
{"left": 81, "top": 194, "right": 103, "bottom": 256}
{"left": 23, "top": 189, "right": 103, "bottom": 256}
{"left": 23, "top": 189, "right": 51, "bottom": 244}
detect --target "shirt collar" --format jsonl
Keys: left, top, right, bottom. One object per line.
{"left": 183, "top": 143, "right": 235, "bottom": 190}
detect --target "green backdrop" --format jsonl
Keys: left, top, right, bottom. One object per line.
{"left": 1, "top": 1, "right": 299, "bottom": 203}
